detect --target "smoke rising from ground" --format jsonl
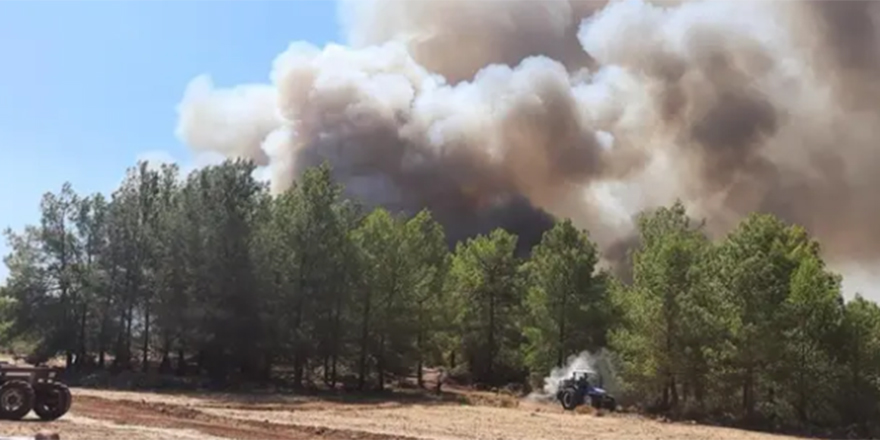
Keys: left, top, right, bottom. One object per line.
{"left": 529, "top": 349, "right": 620, "bottom": 401}
{"left": 175, "top": 0, "right": 880, "bottom": 292}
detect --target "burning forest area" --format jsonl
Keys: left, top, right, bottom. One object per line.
{"left": 4, "top": 0, "right": 880, "bottom": 439}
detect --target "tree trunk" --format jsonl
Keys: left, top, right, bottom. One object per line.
{"left": 487, "top": 286, "right": 496, "bottom": 383}
{"left": 557, "top": 291, "right": 567, "bottom": 368}
{"left": 63, "top": 286, "right": 72, "bottom": 369}
{"left": 98, "top": 312, "right": 106, "bottom": 369}
{"left": 695, "top": 374, "right": 705, "bottom": 407}
{"left": 292, "top": 300, "right": 305, "bottom": 388}
{"left": 159, "top": 333, "right": 172, "bottom": 374}
{"left": 260, "top": 353, "right": 273, "bottom": 382}
{"left": 358, "top": 289, "right": 372, "bottom": 391}
{"left": 330, "top": 295, "right": 341, "bottom": 388}
{"left": 665, "top": 307, "right": 674, "bottom": 409}
{"left": 293, "top": 252, "right": 308, "bottom": 388}
{"left": 177, "top": 347, "right": 187, "bottom": 376}
{"left": 797, "top": 339, "right": 808, "bottom": 423}
{"left": 159, "top": 352, "right": 171, "bottom": 374}
{"left": 142, "top": 301, "right": 151, "bottom": 372}
{"left": 662, "top": 381, "right": 670, "bottom": 409}
{"left": 670, "top": 375, "right": 679, "bottom": 407}
{"left": 851, "top": 350, "right": 862, "bottom": 427}
{"left": 743, "top": 365, "right": 754, "bottom": 419}
{"left": 78, "top": 306, "right": 88, "bottom": 370}
{"left": 323, "top": 353, "right": 331, "bottom": 386}
{"left": 125, "top": 302, "right": 134, "bottom": 369}
{"left": 377, "top": 333, "right": 386, "bottom": 391}
{"left": 60, "top": 214, "right": 72, "bottom": 370}
{"left": 417, "top": 315, "right": 425, "bottom": 388}
{"left": 112, "top": 309, "right": 125, "bottom": 370}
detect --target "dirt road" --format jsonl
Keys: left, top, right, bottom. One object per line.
{"left": 2, "top": 388, "right": 808, "bottom": 440}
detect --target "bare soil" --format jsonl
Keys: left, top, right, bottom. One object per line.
{"left": 0, "top": 386, "right": 813, "bottom": 440}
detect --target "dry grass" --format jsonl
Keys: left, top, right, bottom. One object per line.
{"left": 456, "top": 389, "right": 520, "bottom": 408}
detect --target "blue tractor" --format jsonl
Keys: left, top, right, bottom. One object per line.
{"left": 555, "top": 370, "right": 617, "bottom": 411}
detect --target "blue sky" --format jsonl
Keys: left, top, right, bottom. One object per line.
{"left": 0, "top": 0, "right": 340, "bottom": 283}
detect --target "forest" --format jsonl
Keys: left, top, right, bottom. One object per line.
{"left": 1, "top": 159, "right": 879, "bottom": 437}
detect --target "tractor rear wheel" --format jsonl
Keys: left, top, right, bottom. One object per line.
{"left": 603, "top": 396, "right": 617, "bottom": 411}
{"left": 34, "top": 382, "right": 72, "bottom": 421}
{"left": 560, "top": 388, "right": 580, "bottom": 411}
{"left": 0, "top": 380, "right": 35, "bottom": 420}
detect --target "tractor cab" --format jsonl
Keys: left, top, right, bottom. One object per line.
{"left": 571, "top": 370, "right": 595, "bottom": 385}
{"left": 568, "top": 370, "right": 603, "bottom": 391}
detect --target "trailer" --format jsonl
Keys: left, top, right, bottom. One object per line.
{"left": 0, "top": 362, "right": 71, "bottom": 421}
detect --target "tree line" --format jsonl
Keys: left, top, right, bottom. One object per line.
{"left": 2, "top": 159, "right": 880, "bottom": 436}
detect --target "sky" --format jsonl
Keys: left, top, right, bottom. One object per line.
{"left": 0, "top": 0, "right": 341, "bottom": 283}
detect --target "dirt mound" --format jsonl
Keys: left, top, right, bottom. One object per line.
{"left": 73, "top": 395, "right": 417, "bottom": 440}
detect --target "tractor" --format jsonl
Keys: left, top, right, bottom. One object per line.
{"left": 0, "top": 362, "right": 71, "bottom": 421}
{"left": 555, "top": 369, "right": 617, "bottom": 412}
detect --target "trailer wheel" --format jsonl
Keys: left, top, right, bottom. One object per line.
{"left": 0, "top": 380, "right": 35, "bottom": 420}
{"left": 34, "top": 382, "right": 71, "bottom": 421}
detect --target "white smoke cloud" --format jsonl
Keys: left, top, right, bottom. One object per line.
{"left": 529, "top": 349, "right": 621, "bottom": 401}
{"left": 175, "top": 75, "right": 280, "bottom": 165}
{"left": 173, "top": 0, "right": 880, "bottom": 300}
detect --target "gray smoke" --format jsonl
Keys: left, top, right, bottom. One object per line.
{"left": 175, "top": 0, "right": 880, "bottom": 297}
{"left": 528, "top": 349, "right": 621, "bottom": 401}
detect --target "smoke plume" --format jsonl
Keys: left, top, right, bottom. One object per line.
{"left": 529, "top": 349, "right": 620, "bottom": 401}
{"left": 175, "top": 0, "right": 880, "bottom": 295}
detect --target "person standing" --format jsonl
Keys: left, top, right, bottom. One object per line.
{"left": 435, "top": 367, "right": 447, "bottom": 395}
